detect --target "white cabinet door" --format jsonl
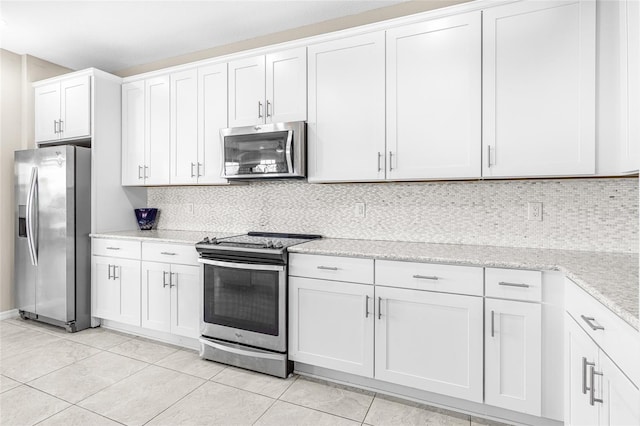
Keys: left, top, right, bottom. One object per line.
{"left": 485, "top": 298, "right": 542, "bottom": 416}
{"left": 483, "top": 0, "right": 596, "bottom": 177}
{"left": 170, "top": 69, "right": 198, "bottom": 184}
{"left": 307, "top": 32, "right": 386, "bottom": 182}
{"left": 565, "top": 314, "right": 600, "bottom": 426}
{"left": 91, "top": 256, "right": 120, "bottom": 322}
{"left": 375, "top": 286, "right": 483, "bottom": 402}
{"left": 386, "top": 12, "right": 481, "bottom": 180}
{"left": 117, "top": 258, "right": 142, "bottom": 326}
{"left": 145, "top": 76, "right": 170, "bottom": 185}
{"left": 266, "top": 47, "right": 307, "bottom": 123}
{"left": 59, "top": 75, "right": 91, "bottom": 140}
{"left": 141, "top": 261, "right": 171, "bottom": 332}
{"left": 34, "top": 82, "right": 61, "bottom": 143}
{"left": 229, "top": 56, "right": 265, "bottom": 127}
{"left": 601, "top": 350, "right": 640, "bottom": 426}
{"left": 198, "top": 63, "right": 228, "bottom": 184}
{"left": 170, "top": 264, "right": 200, "bottom": 338}
{"left": 289, "top": 277, "right": 374, "bottom": 377}
{"left": 122, "top": 81, "right": 146, "bottom": 186}
{"left": 620, "top": 0, "right": 640, "bottom": 173}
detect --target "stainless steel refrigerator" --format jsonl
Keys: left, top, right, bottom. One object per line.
{"left": 14, "top": 145, "right": 91, "bottom": 332}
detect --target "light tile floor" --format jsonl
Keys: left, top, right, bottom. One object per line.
{"left": 0, "top": 318, "right": 509, "bottom": 426}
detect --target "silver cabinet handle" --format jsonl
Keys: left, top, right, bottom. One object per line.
{"left": 144, "top": 165, "right": 149, "bottom": 179}
{"left": 582, "top": 357, "right": 595, "bottom": 394}
{"left": 54, "top": 120, "right": 59, "bottom": 134}
{"left": 491, "top": 310, "right": 495, "bottom": 337}
{"left": 388, "top": 151, "right": 394, "bottom": 171}
{"left": 581, "top": 315, "right": 605, "bottom": 331}
{"left": 365, "top": 295, "right": 370, "bottom": 318}
{"left": 378, "top": 297, "right": 382, "bottom": 320}
{"left": 589, "top": 366, "right": 603, "bottom": 405}
{"left": 317, "top": 266, "right": 338, "bottom": 271}
{"left": 197, "top": 163, "right": 202, "bottom": 177}
{"left": 498, "top": 281, "right": 530, "bottom": 288}
{"left": 138, "top": 165, "right": 143, "bottom": 179}
{"left": 163, "top": 271, "right": 169, "bottom": 288}
{"left": 258, "top": 101, "right": 263, "bottom": 118}
{"left": 106, "top": 247, "right": 121, "bottom": 251}
{"left": 113, "top": 265, "right": 119, "bottom": 280}
{"left": 266, "top": 100, "right": 271, "bottom": 117}
{"left": 170, "top": 272, "right": 176, "bottom": 288}
{"left": 377, "top": 152, "right": 382, "bottom": 172}
{"left": 191, "top": 162, "right": 195, "bottom": 178}
{"left": 413, "top": 274, "right": 439, "bottom": 281}
{"left": 161, "top": 252, "right": 176, "bottom": 256}
{"left": 59, "top": 120, "right": 64, "bottom": 132}
{"left": 487, "top": 145, "right": 492, "bottom": 168}
{"left": 108, "top": 264, "right": 113, "bottom": 280}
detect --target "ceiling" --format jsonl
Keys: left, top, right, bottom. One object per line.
{"left": 0, "top": 0, "right": 406, "bottom": 73}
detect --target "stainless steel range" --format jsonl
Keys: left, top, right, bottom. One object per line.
{"left": 196, "top": 232, "right": 321, "bottom": 378}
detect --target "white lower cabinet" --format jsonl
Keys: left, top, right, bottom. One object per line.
{"left": 91, "top": 255, "right": 141, "bottom": 326}
{"left": 484, "top": 298, "right": 542, "bottom": 416}
{"left": 375, "top": 286, "right": 483, "bottom": 402}
{"left": 142, "top": 261, "right": 200, "bottom": 339}
{"left": 289, "top": 277, "right": 374, "bottom": 377}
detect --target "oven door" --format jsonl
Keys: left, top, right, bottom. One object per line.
{"left": 199, "top": 258, "right": 286, "bottom": 353}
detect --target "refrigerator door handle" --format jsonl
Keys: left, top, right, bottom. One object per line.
{"left": 26, "top": 166, "right": 38, "bottom": 266}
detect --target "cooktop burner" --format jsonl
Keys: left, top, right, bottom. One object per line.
{"left": 196, "top": 232, "right": 321, "bottom": 252}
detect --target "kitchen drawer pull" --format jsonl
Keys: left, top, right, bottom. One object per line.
{"left": 589, "top": 366, "right": 604, "bottom": 405}
{"left": 498, "top": 281, "right": 530, "bottom": 288}
{"left": 413, "top": 274, "right": 439, "bottom": 281}
{"left": 106, "top": 247, "right": 121, "bottom": 250}
{"left": 582, "top": 357, "right": 595, "bottom": 394}
{"left": 581, "top": 315, "right": 605, "bottom": 331}
{"left": 316, "top": 266, "right": 338, "bottom": 271}
{"left": 160, "top": 252, "right": 176, "bottom": 256}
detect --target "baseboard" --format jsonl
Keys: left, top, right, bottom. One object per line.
{"left": 0, "top": 309, "right": 19, "bottom": 320}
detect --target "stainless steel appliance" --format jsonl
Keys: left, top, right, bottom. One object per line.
{"left": 196, "top": 232, "right": 321, "bottom": 377}
{"left": 220, "top": 121, "right": 306, "bottom": 179}
{"left": 14, "top": 145, "right": 91, "bottom": 332}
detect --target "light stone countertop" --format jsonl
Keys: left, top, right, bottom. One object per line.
{"left": 288, "top": 238, "right": 639, "bottom": 331}
{"left": 90, "top": 229, "right": 240, "bottom": 245}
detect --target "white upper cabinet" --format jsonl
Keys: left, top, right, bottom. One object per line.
{"left": 122, "top": 76, "right": 170, "bottom": 186}
{"left": 386, "top": 11, "right": 481, "bottom": 180}
{"left": 34, "top": 75, "right": 91, "bottom": 143}
{"left": 197, "top": 63, "right": 228, "bottom": 184}
{"left": 619, "top": 0, "right": 640, "bottom": 173}
{"left": 170, "top": 69, "right": 199, "bottom": 184}
{"left": 229, "top": 47, "right": 306, "bottom": 127}
{"left": 144, "top": 76, "right": 170, "bottom": 185}
{"left": 482, "top": 0, "right": 596, "bottom": 178}
{"left": 307, "top": 32, "right": 386, "bottom": 182}
{"left": 121, "top": 81, "right": 145, "bottom": 186}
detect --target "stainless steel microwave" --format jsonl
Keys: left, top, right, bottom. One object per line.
{"left": 220, "top": 121, "right": 306, "bottom": 179}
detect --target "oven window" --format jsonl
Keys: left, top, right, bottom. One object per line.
{"left": 224, "top": 131, "right": 291, "bottom": 176}
{"left": 204, "top": 265, "right": 279, "bottom": 336}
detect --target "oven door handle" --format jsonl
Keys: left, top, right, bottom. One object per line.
{"left": 198, "top": 258, "right": 285, "bottom": 272}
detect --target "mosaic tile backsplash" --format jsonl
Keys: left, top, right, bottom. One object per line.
{"left": 148, "top": 178, "right": 639, "bottom": 253}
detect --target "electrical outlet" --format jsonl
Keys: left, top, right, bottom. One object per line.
{"left": 354, "top": 202, "right": 366, "bottom": 218}
{"left": 527, "top": 202, "right": 542, "bottom": 221}
{"left": 186, "top": 203, "right": 194, "bottom": 216}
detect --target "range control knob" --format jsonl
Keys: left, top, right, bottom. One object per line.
{"left": 273, "top": 241, "right": 284, "bottom": 249}
{"left": 265, "top": 240, "right": 274, "bottom": 248}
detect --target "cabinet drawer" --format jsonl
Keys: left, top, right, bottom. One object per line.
{"left": 289, "top": 253, "right": 374, "bottom": 284}
{"left": 142, "top": 242, "right": 199, "bottom": 265}
{"left": 375, "top": 260, "right": 483, "bottom": 296}
{"left": 92, "top": 238, "right": 141, "bottom": 259}
{"left": 485, "top": 268, "right": 542, "bottom": 302}
{"left": 565, "top": 278, "right": 639, "bottom": 386}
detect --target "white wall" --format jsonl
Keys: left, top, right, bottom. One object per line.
{"left": 0, "top": 49, "right": 70, "bottom": 312}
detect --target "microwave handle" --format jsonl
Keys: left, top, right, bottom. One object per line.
{"left": 198, "top": 258, "right": 285, "bottom": 272}
{"left": 285, "top": 130, "right": 294, "bottom": 174}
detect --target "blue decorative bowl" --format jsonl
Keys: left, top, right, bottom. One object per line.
{"left": 134, "top": 208, "right": 158, "bottom": 231}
